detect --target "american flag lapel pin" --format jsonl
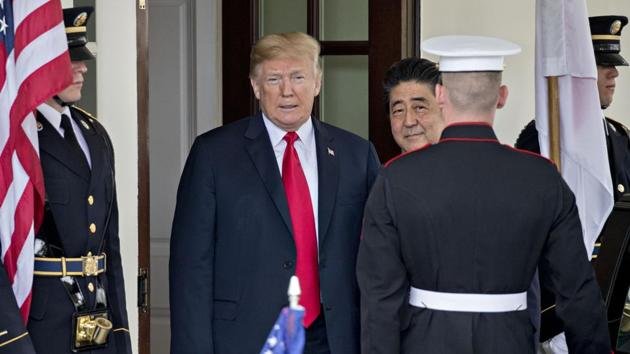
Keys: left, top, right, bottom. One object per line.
{"left": 327, "top": 147, "right": 335, "bottom": 156}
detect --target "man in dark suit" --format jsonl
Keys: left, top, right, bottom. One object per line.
{"left": 169, "top": 32, "right": 379, "bottom": 354}
{"left": 383, "top": 57, "right": 445, "bottom": 153}
{"left": 357, "top": 35, "right": 610, "bottom": 354}
{"left": 17, "top": 7, "right": 130, "bottom": 354}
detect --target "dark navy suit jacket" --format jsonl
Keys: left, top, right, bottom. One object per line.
{"left": 169, "top": 113, "right": 379, "bottom": 354}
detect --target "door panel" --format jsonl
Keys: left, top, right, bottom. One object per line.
{"left": 261, "top": 0, "right": 307, "bottom": 35}
{"left": 320, "top": 55, "right": 369, "bottom": 139}
{"left": 148, "top": 0, "right": 195, "bottom": 353}
{"left": 319, "top": 0, "right": 368, "bottom": 40}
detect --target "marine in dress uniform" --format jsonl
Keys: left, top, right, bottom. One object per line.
{"left": 26, "top": 7, "right": 131, "bottom": 354}
{"left": 357, "top": 36, "right": 610, "bottom": 354}
{"left": 515, "top": 16, "right": 630, "bottom": 350}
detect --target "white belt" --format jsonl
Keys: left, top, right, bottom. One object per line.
{"left": 409, "top": 287, "right": 527, "bottom": 313}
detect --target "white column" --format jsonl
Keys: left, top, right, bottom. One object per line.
{"left": 95, "top": 1, "right": 139, "bottom": 353}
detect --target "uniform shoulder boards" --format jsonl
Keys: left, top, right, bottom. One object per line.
{"left": 71, "top": 105, "right": 97, "bottom": 121}
{"left": 606, "top": 117, "right": 630, "bottom": 137}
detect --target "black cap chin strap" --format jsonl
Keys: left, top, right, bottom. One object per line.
{"left": 53, "top": 95, "right": 67, "bottom": 107}
{"left": 53, "top": 95, "right": 77, "bottom": 107}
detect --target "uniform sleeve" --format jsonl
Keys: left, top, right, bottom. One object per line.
{"left": 538, "top": 177, "right": 610, "bottom": 353}
{"left": 366, "top": 142, "right": 380, "bottom": 191}
{"left": 169, "top": 138, "right": 216, "bottom": 354}
{"left": 514, "top": 120, "right": 541, "bottom": 153}
{"left": 0, "top": 259, "right": 36, "bottom": 354}
{"left": 356, "top": 172, "right": 409, "bottom": 354}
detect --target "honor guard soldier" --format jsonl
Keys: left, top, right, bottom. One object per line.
{"left": 24, "top": 7, "right": 131, "bottom": 354}
{"left": 516, "top": 16, "right": 630, "bottom": 352}
{"left": 357, "top": 36, "right": 610, "bottom": 354}
{"left": 517, "top": 15, "right": 630, "bottom": 201}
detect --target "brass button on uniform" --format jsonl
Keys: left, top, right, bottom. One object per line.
{"left": 88, "top": 195, "right": 94, "bottom": 205}
{"left": 88, "top": 282, "right": 95, "bottom": 292}
{"left": 619, "top": 184, "right": 625, "bottom": 193}
{"left": 89, "top": 223, "right": 96, "bottom": 234}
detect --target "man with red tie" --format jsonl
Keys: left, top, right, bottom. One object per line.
{"left": 169, "top": 32, "right": 380, "bottom": 354}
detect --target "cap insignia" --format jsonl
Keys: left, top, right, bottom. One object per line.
{"left": 611, "top": 20, "right": 622, "bottom": 35}
{"left": 73, "top": 12, "right": 88, "bottom": 27}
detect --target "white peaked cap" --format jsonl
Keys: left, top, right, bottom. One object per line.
{"left": 422, "top": 35, "right": 521, "bottom": 72}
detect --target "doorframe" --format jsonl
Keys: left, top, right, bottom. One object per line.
{"left": 136, "top": 0, "right": 151, "bottom": 353}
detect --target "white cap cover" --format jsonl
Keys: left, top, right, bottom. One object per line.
{"left": 422, "top": 35, "right": 521, "bottom": 72}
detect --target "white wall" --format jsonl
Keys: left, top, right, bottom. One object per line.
{"left": 422, "top": 0, "right": 630, "bottom": 145}
{"left": 95, "top": 1, "right": 139, "bottom": 353}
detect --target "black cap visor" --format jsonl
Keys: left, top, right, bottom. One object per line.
{"left": 69, "top": 46, "right": 95, "bottom": 61}
{"left": 596, "top": 52, "right": 629, "bottom": 66}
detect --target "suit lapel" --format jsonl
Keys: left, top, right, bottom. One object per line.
{"left": 244, "top": 114, "right": 294, "bottom": 236}
{"left": 314, "top": 119, "right": 338, "bottom": 246}
{"left": 37, "top": 111, "right": 91, "bottom": 181}
{"left": 71, "top": 109, "right": 105, "bottom": 188}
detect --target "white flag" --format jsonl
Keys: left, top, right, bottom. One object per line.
{"left": 535, "top": 0, "right": 615, "bottom": 352}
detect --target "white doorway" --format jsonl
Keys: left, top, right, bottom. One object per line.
{"left": 148, "top": 0, "right": 221, "bottom": 352}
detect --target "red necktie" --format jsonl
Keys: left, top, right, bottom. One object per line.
{"left": 282, "top": 132, "right": 320, "bottom": 327}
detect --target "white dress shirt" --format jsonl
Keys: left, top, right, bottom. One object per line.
{"left": 38, "top": 103, "right": 92, "bottom": 168}
{"left": 262, "top": 113, "right": 319, "bottom": 242}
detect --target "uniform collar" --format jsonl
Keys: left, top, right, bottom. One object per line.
{"left": 37, "top": 103, "right": 73, "bottom": 134}
{"left": 439, "top": 122, "right": 498, "bottom": 141}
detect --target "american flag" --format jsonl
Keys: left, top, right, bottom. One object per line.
{"left": 260, "top": 306, "right": 305, "bottom": 354}
{"left": 0, "top": 0, "right": 71, "bottom": 321}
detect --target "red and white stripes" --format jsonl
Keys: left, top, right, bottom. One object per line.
{"left": 0, "top": 0, "right": 71, "bottom": 322}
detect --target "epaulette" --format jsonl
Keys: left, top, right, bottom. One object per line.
{"left": 71, "top": 105, "right": 97, "bottom": 122}
{"left": 606, "top": 117, "right": 630, "bottom": 137}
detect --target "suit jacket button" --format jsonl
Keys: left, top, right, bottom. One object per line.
{"left": 283, "top": 261, "right": 294, "bottom": 269}
{"left": 88, "top": 195, "right": 94, "bottom": 205}
{"left": 89, "top": 223, "right": 96, "bottom": 234}
{"left": 88, "top": 282, "right": 95, "bottom": 292}
{"left": 619, "top": 184, "right": 625, "bottom": 193}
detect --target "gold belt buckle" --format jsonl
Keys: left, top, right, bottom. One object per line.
{"left": 82, "top": 255, "right": 99, "bottom": 276}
